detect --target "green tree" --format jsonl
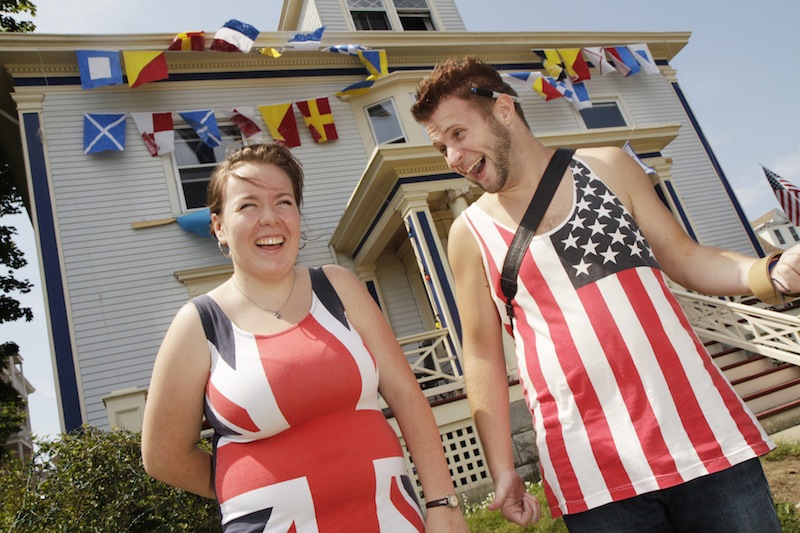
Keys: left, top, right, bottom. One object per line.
{"left": 0, "top": 426, "right": 221, "bottom": 532}
{"left": 0, "top": 342, "right": 25, "bottom": 460}
{"left": 0, "top": 0, "right": 36, "bottom": 33}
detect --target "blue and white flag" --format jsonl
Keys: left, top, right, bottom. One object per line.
{"left": 284, "top": 26, "right": 325, "bottom": 51}
{"left": 176, "top": 207, "right": 212, "bottom": 237}
{"left": 628, "top": 43, "right": 660, "bottom": 75}
{"left": 76, "top": 50, "right": 123, "bottom": 90}
{"left": 83, "top": 113, "right": 126, "bottom": 154}
{"left": 179, "top": 109, "right": 222, "bottom": 147}
{"left": 210, "top": 19, "right": 260, "bottom": 53}
{"left": 323, "top": 44, "right": 368, "bottom": 56}
{"left": 623, "top": 142, "right": 656, "bottom": 175}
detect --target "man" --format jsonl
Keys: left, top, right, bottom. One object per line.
{"left": 411, "top": 56, "right": 792, "bottom": 532}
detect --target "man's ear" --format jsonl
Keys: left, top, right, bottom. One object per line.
{"left": 495, "top": 93, "right": 517, "bottom": 126}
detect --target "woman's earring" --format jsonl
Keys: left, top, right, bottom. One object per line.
{"left": 299, "top": 232, "right": 308, "bottom": 250}
{"left": 217, "top": 240, "right": 232, "bottom": 258}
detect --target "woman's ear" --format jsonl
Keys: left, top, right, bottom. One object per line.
{"left": 211, "top": 212, "right": 224, "bottom": 242}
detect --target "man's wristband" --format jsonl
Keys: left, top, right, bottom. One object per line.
{"left": 748, "top": 252, "right": 785, "bottom": 305}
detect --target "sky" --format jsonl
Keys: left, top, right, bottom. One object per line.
{"left": 3, "top": 0, "right": 798, "bottom": 440}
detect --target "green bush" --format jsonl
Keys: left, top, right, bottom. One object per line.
{"left": 463, "top": 481, "right": 568, "bottom": 533}
{"left": 0, "top": 425, "right": 220, "bottom": 532}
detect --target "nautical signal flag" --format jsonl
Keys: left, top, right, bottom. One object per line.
{"left": 622, "top": 142, "right": 656, "bottom": 175}
{"left": 222, "top": 107, "right": 262, "bottom": 138}
{"left": 176, "top": 207, "right": 212, "bottom": 238}
{"left": 296, "top": 97, "right": 338, "bottom": 143}
{"left": 210, "top": 19, "right": 260, "bottom": 53}
{"left": 628, "top": 43, "right": 660, "bottom": 74}
{"left": 284, "top": 26, "right": 325, "bottom": 51}
{"left": 122, "top": 50, "right": 168, "bottom": 87}
{"left": 323, "top": 44, "right": 368, "bottom": 56}
{"left": 335, "top": 79, "right": 375, "bottom": 98}
{"left": 76, "top": 50, "right": 123, "bottom": 90}
{"left": 259, "top": 103, "right": 301, "bottom": 148}
{"left": 582, "top": 47, "right": 616, "bottom": 75}
{"left": 168, "top": 31, "right": 205, "bottom": 51}
{"left": 764, "top": 167, "right": 800, "bottom": 227}
{"left": 131, "top": 112, "right": 174, "bottom": 156}
{"left": 83, "top": 113, "right": 126, "bottom": 154}
{"left": 606, "top": 46, "right": 640, "bottom": 77}
{"left": 358, "top": 49, "right": 388, "bottom": 81}
{"left": 532, "top": 49, "right": 567, "bottom": 81}
{"left": 557, "top": 48, "right": 591, "bottom": 83}
{"left": 178, "top": 109, "right": 222, "bottom": 147}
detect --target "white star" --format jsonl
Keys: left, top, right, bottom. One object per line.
{"left": 573, "top": 258, "right": 591, "bottom": 276}
{"left": 609, "top": 228, "right": 626, "bottom": 245}
{"left": 588, "top": 219, "right": 606, "bottom": 235}
{"left": 581, "top": 183, "right": 597, "bottom": 198}
{"left": 581, "top": 238, "right": 599, "bottom": 256}
{"left": 600, "top": 190, "right": 616, "bottom": 205}
{"left": 630, "top": 242, "right": 643, "bottom": 257}
{"left": 562, "top": 232, "right": 580, "bottom": 249}
{"left": 600, "top": 247, "right": 619, "bottom": 264}
{"left": 569, "top": 215, "right": 586, "bottom": 231}
{"left": 618, "top": 216, "right": 631, "bottom": 230}
{"left": 576, "top": 197, "right": 592, "bottom": 212}
{"left": 596, "top": 204, "right": 612, "bottom": 220}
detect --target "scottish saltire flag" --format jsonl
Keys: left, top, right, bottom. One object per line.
{"left": 122, "top": 50, "right": 168, "bottom": 87}
{"left": 210, "top": 19, "right": 260, "bottom": 53}
{"left": 284, "top": 26, "right": 325, "bottom": 51}
{"left": 323, "top": 44, "right": 368, "bottom": 56}
{"left": 533, "top": 49, "right": 566, "bottom": 81}
{"left": 76, "top": 50, "right": 123, "bottom": 90}
{"left": 83, "top": 113, "right": 126, "bottom": 154}
{"left": 628, "top": 43, "right": 660, "bottom": 74}
{"left": 583, "top": 47, "right": 616, "bottom": 75}
{"left": 764, "top": 167, "right": 800, "bottom": 227}
{"left": 335, "top": 79, "right": 374, "bottom": 98}
{"left": 176, "top": 208, "right": 212, "bottom": 237}
{"left": 131, "top": 112, "right": 174, "bottom": 156}
{"left": 557, "top": 48, "right": 591, "bottom": 82}
{"left": 222, "top": 107, "right": 262, "bottom": 138}
{"left": 296, "top": 97, "right": 338, "bottom": 143}
{"left": 258, "top": 103, "right": 301, "bottom": 148}
{"left": 179, "top": 109, "right": 222, "bottom": 147}
{"left": 168, "top": 31, "right": 205, "bottom": 51}
{"left": 359, "top": 49, "right": 388, "bottom": 80}
{"left": 606, "top": 46, "right": 641, "bottom": 77}
{"left": 623, "top": 142, "right": 656, "bottom": 175}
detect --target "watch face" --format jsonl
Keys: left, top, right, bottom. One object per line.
{"left": 447, "top": 494, "right": 459, "bottom": 508}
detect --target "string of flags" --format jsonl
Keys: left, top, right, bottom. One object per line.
{"left": 83, "top": 97, "right": 339, "bottom": 155}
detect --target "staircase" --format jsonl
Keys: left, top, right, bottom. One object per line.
{"left": 672, "top": 287, "right": 800, "bottom": 434}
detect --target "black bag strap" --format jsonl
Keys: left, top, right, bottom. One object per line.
{"left": 500, "top": 147, "right": 575, "bottom": 322}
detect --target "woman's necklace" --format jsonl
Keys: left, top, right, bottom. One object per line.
{"left": 231, "top": 270, "right": 296, "bottom": 319}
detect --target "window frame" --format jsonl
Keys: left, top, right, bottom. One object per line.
{"left": 365, "top": 97, "right": 407, "bottom": 145}
{"left": 578, "top": 98, "right": 629, "bottom": 130}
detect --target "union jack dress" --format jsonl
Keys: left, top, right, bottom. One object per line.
{"left": 194, "top": 267, "right": 425, "bottom": 532}
{"left": 461, "top": 157, "right": 774, "bottom": 517}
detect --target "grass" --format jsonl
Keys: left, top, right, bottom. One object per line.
{"left": 464, "top": 441, "right": 800, "bottom": 532}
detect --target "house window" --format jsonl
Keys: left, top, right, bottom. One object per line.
{"left": 790, "top": 226, "right": 800, "bottom": 242}
{"left": 367, "top": 99, "right": 406, "bottom": 144}
{"left": 774, "top": 229, "right": 786, "bottom": 245}
{"left": 394, "top": 0, "right": 435, "bottom": 30}
{"left": 347, "top": 0, "right": 392, "bottom": 30}
{"left": 579, "top": 101, "right": 627, "bottom": 129}
{"left": 173, "top": 124, "right": 242, "bottom": 210}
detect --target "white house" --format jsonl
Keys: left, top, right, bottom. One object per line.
{"left": 0, "top": 0, "right": 770, "bottom": 498}
{"left": 752, "top": 208, "right": 800, "bottom": 251}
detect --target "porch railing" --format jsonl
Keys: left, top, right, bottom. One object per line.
{"left": 397, "top": 328, "right": 465, "bottom": 402}
{"left": 671, "top": 288, "right": 800, "bottom": 366}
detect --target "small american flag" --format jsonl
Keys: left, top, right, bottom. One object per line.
{"left": 764, "top": 166, "right": 800, "bottom": 227}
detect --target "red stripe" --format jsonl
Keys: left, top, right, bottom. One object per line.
{"left": 390, "top": 478, "right": 424, "bottom": 532}
{"left": 206, "top": 380, "right": 260, "bottom": 432}
{"left": 618, "top": 270, "right": 729, "bottom": 469}
{"left": 577, "top": 275, "right": 679, "bottom": 489}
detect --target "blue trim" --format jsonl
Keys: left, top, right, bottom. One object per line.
{"left": 664, "top": 181, "right": 697, "bottom": 242}
{"left": 23, "top": 113, "right": 83, "bottom": 432}
{"left": 365, "top": 279, "right": 381, "bottom": 310}
{"left": 671, "top": 82, "right": 764, "bottom": 256}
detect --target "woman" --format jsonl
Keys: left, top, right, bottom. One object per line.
{"left": 141, "top": 142, "right": 468, "bottom": 532}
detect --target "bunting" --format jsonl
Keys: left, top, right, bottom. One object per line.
{"left": 335, "top": 79, "right": 375, "bottom": 98}
{"left": 606, "top": 46, "right": 641, "bottom": 77}
{"left": 358, "top": 49, "right": 388, "bottom": 81}
{"left": 168, "top": 31, "right": 205, "bottom": 51}
{"left": 210, "top": 19, "right": 260, "bottom": 53}
{"left": 582, "top": 47, "right": 616, "bottom": 75}
{"left": 131, "top": 112, "right": 174, "bottom": 156}
{"left": 176, "top": 208, "right": 212, "bottom": 237}
{"left": 764, "top": 167, "right": 800, "bottom": 227}
{"left": 222, "top": 107, "right": 262, "bottom": 138}
{"left": 628, "top": 43, "right": 660, "bottom": 74}
{"left": 76, "top": 50, "right": 123, "bottom": 90}
{"left": 178, "top": 109, "right": 222, "bottom": 147}
{"left": 83, "top": 113, "right": 126, "bottom": 154}
{"left": 296, "top": 97, "right": 338, "bottom": 143}
{"left": 622, "top": 142, "right": 656, "bottom": 175}
{"left": 258, "top": 103, "right": 301, "bottom": 148}
{"left": 557, "top": 48, "right": 591, "bottom": 82}
{"left": 122, "top": 50, "right": 168, "bottom": 87}
{"left": 323, "top": 44, "right": 368, "bottom": 56}
{"left": 284, "top": 26, "right": 325, "bottom": 51}
{"left": 533, "top": 76, "right": 564, "bottom": 101}
{"left": 533, "top": 49, "right": 566, "bottom": 81}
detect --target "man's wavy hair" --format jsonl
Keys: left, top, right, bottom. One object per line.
{"left": 411, "top": 56, "right": 529, "bottom": 129}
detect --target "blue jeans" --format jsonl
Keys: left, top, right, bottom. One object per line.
{"left": 562, "top": 458, "right": 781, "bottom": 533}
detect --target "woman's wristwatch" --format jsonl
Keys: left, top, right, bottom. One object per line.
{"left": 425, "top": 494, "right": 460, "bottom": 509}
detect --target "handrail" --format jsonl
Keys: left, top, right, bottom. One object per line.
{"left": 671, "top": 288, "right": 800, "bottom": 366}
{"left": 395, "top": 328, "right": 465, "bottom": 402}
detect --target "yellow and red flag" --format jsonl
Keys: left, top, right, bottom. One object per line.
{"left": 296, "top": 97, "right": 338, "bottom": 143}
{"left": 258, "top": 103, "right": 301, "bottom": 148}
{"left": 122, "top": 50, "right": 168, "bottom": 87}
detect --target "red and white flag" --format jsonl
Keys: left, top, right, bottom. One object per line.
{"left": 764, "top": 166, "right": 800, "bottom": 227}
{"left": 222, "top": 107, "right": 262, "bottom": 138}
{"left": 131, "top": 112, "right": 174, "bottom": 156}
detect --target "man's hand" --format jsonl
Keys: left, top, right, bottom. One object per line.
{"left": 487, "top": 470, "right": 542, "bottom": 526}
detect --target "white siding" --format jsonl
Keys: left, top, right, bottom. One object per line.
{"left": 376, "top": 254, "right": 425, "bottom": 338}
{"left": 41, "top": 76, "right": 370, "bottom": 427}
{"left": 430, "top": 0, "right": 466, "bottom": 31}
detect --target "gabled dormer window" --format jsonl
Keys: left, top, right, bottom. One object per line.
{"left": 346, "top": 0, "right": 435, "bottom": 31}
